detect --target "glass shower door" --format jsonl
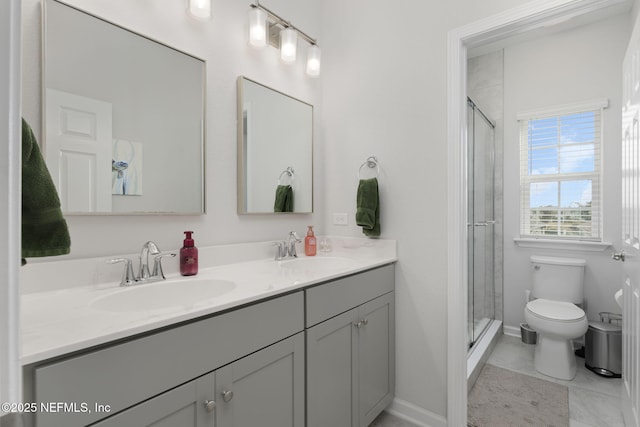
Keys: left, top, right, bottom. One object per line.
{"left": 467, "top": 99, "right": 495, "bottom": 349}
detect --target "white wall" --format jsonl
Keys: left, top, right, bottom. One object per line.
{"left": 502, "top": 14, "right": 631, "bottom": 331}
{"left": 22, "top": 0, "right": 324, "bottom": 258}
{"left": 319, "top": 0, "right": 532, "bottom": 421}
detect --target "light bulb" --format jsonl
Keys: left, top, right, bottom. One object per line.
{"left": 306, "top": 45, "right": 321, "bottom": 77}
{"left": 248, "top": 7, "right": 267, "bottom": 48}
{"left": 188, "top": 0, "right": 211, "bottom": 19}
{"left": 280, "top": 28, "right": 297, "bottom": 64}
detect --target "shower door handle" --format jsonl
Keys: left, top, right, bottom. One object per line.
{"left": 474, "top": 221, "right": 495, "bottom": 227}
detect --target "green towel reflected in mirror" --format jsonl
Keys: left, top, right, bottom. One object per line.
{"left": 274, "top": 185, "right": 294, "bottom": 212}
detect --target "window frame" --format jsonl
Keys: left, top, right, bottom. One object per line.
{"left": 518, "top": 99, "right": 608, "bottom": 241}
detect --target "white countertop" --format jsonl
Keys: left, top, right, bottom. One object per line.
{"left": 21, "top": 238, "right": 396, "bottom": 365}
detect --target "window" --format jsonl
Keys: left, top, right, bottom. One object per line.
{"left": 519, "top": 100, "right": 607, "bottom": 241}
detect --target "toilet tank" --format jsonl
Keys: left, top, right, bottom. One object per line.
{"left": 530, "top": 256, "right": 586, "bottom": 303}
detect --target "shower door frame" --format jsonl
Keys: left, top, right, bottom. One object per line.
{"left": 446, "top": 0, "right": 626, "bottom": 425}
{"left": 467, "top": 97, "right": 496, "bottom": 350}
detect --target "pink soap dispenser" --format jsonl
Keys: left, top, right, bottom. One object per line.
{"left": 305, "top": 226, "right": 317, "bottom": 256}
{"left": 180, "top": 231, "right": 198, "bottom": 276}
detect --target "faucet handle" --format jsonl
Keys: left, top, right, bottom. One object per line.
{"left": 106, "top": 258, "right": 137, "bottom": 286}
{"left": 272, "top": 241, "right": 286, "bottom": 260}
{"left": 288, "top": 231, "right": 302, "bottom": 242}
{"left": 152, "top": 252, "right": 176, "bottom": 279}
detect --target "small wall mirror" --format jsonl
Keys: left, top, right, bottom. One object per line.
{"left": 237, "top": 77, "right": 313, "bottom": 214}
{"left": 43, "top": 0, "right": 205, "bottom": 215}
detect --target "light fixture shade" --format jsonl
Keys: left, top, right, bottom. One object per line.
{"left": 188, "top": 0, "right": 211, "bottom": 19}
{"left": 280, "top": 28, "right": 297, "bottom": 64}
{"left": 306, "top": 45, "right": 321, "bottom": 77}
{"left": 248, "top": 7, "right": 267, "bottom": 48}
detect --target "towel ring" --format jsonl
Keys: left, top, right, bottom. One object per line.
{"left": 278, "top": 166, "right": 295, "bottom": 185}
{"left": 358, "top": 156, "right": 380, "bottom": 179}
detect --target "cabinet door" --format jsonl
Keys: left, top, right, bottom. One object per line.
{"left": 215, "top": 332, "right": 305, "bottom": 427}
{"left": 358, "top": 292, "right": 395, "bottom": 427}
{"left": 92, "top": 372, "right": 216, "bottom": 427}
{"left": 306, "top": 308, "right": 359, "bottom": 427}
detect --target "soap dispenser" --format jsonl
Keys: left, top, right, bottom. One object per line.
{"left": 305, "top": 226, "right": 317, "bottom": 256}
{"left": 180, "top": 231, "right": 198, "bottom": 276}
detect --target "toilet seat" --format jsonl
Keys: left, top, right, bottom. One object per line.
{"left": 526, "top": 298, "right": 585, "bottom": 322}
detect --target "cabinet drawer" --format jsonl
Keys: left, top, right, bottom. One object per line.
{"left": 305, "top": 264, "right": 394, "bottom": 327}
{"left": 34, "top": 291, "right": 303, "bottom": 427}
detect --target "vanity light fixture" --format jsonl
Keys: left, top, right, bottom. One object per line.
{"left": 188, "top": 0, "right": 211, "bottom": 19}
{"left": 280, "top": 27, "right": 297, "bottom": 63}
{"left": 306, "top": 44, "right": 321, "bottom": 77}
{"left": 248, "top": 1, "right": 321, "bottom": 77}
{"left": 248, "top": 7, "right": 267, "bottom": 48}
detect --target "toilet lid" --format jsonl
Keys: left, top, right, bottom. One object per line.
{"left": 526, "top": 299, "right": 585, "bottom": 321}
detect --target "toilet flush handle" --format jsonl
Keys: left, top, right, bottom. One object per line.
{"left": 612, "top": 250, "right": 625, "bottom": 262}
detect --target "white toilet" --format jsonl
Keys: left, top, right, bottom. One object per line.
{"left": 524, "top": 256, "right": 589, "bottom": 380}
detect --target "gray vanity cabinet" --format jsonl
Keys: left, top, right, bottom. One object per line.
{"left": 305, "top": 265, "right": 395, "bottom": 427}
{"left": 29, "top": 292, "right": 304, "bottom": 427}
{"left": 92, "top": 372, "right": 216, "bottom": 427}
{"left": 92, "top": 332, "right": 305, "bottom": 427}
{"left": 214, "top": 331, "right": 305, "bottom": 427}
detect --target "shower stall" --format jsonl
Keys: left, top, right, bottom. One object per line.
{"left": 466, "top": 97, "right": 502, "bottom": 385}
{"left": 467, "top": 97, "right": 496, "bottom": 350}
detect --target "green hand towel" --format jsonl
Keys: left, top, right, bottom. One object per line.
{"left": 356, "top": 178, "right": 380, "bottom": 237}
{"left": 274, "top": 184, "right": 294, "bottom": 212}
{"left": 21, "top": 118, "right": 71, "bottom": 265}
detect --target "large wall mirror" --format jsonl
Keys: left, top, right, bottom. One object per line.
{"left": 237, "top": 77, "right": 313, "bottom": 214}
{"left": 43, "top": 0, "right": 205, "bottom": 214}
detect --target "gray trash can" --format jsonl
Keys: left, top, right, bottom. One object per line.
{"left": 520, "top": 323, "right": 537, "bottom": 345}
{"left": 585, "top": 320, "right": 622, "bottom": 378}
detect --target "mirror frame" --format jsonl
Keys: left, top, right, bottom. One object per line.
{"left": 236, "top": 76, "right": 314, "bottom": 214}
{"left": 42, "top": 0, "right": 206, "bottom": 215}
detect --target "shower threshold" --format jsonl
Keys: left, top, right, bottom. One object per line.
{"left": 467, "top": 319, "right": 502, "bottom": 391}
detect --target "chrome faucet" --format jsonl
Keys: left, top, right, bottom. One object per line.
{"left": 107, "top": 241, "right": 176, "bottom": 286}
{"left": 287, "top": 231, "right": 302, "bottom": 258}
{"left": 272, "top": 231, "right": 302, "bottom": 261}
{"left": 139, "top": 241, "right": 161, "bottom": 280}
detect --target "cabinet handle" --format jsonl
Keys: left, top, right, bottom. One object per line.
{"left": 353, "top": 319, "right": 368, "bottom": 328}
{"left": 204, "top": 400, "right": 216, "bottom": 413}
{"left": 222, "top": 390, "right": 234, "bottom": 402}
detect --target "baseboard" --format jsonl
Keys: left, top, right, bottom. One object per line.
{"left": 503, "top": 324, "right": 520, "bottom": 338}
{"left": 386, "top": 397, "right": 447, "bottom": 427}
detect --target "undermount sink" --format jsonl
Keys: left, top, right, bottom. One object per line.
{"left": 278, "top": 256, "right": 356, "bottom": 272}
{"left": 91, "top": 279, "right": 236, "bottom": 312}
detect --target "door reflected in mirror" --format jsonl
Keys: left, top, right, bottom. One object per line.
{"left": 43, "top": 0, "right": 205, "bottom": 215}
{"left": 237, "top": 77, "right": 313, "bottom": 214}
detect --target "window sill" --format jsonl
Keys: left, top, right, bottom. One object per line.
{"left": 513, "top": 238, "right": 612, "bottom": 252}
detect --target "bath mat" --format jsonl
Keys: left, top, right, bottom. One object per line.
{"left": 467, "top": 364, "right": 569, "bottom": 427}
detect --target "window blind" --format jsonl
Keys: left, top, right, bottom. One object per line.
{"left": 519, "top": 106, "right": 603, "bottom": 240}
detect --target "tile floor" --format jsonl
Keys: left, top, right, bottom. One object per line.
{"left": 486, "top": 334, "right": 624, "bottom": 427}
{"left": 369, "top": 333, "right": 624, "bottom": 427}
{"left": 369, "top": 411, "right": 419, "bottom": 427}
